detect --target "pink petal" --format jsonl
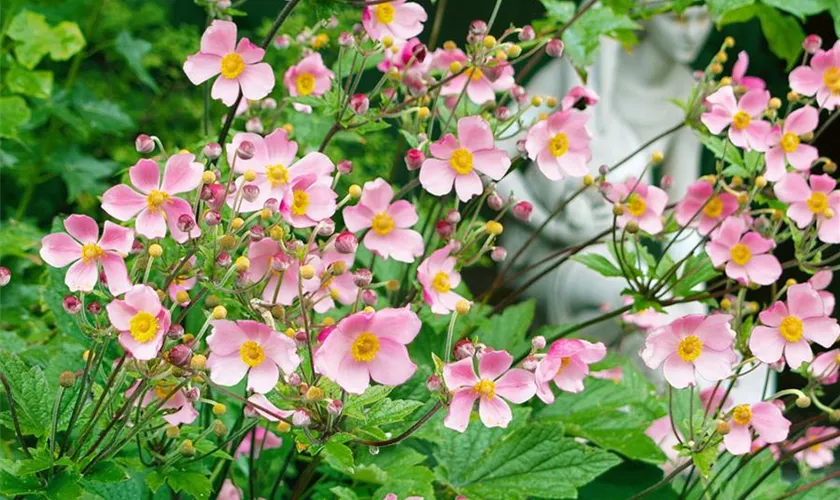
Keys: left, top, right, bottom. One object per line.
{"left": 478, "top": 395, "right": 512, "bottom": 428}
{"left": 478, "top": 350, "right": 513, "bottom": 381}
{"left": 238, "top": 63, "right": 275, "bottom": 101}
{"left": 162, "top": 154, "right": 203, "bottom": 194}
{"left": 359, "top": 178, "right": 394, "bottom": 213}
{"left": 785, "top": 106, "right": 819, "bottom": 135}
{"left": 101, "top": 184, "right": 147, "bottom": 221}
{"left": 235, "top": 38, "right": 264, "bottom": 64}
{"left": 693, "top": 350, "right": 733, "bottom": 382}
{"left": 207, "top": 354, "right": 249, "bottom": 386}
{"left": 453, "top": 171, "right": 483, "bottom": 201}
{"left": 663, "top": 354, "right": 696, "bottom": 389}
{"left": 183, "top": 52, "right": 222, "bottom": 85}
{"left": 343, "top": 204, "right": 374, "bottom": 232}
{"left": 264, "top": 128, "right": 298, "bottom": 166}
{"left": 64, "top": 214, "right": 99, "bottom": 244}
{"left": 443, "top": 357, "right": 479, "bottom": 389}
{"left": 701, "top": 107, "right": 733, "bottom": 135}
{"left": 724, "top": 424, "right": 752, "bottom": 455}
{"left": 774, "top": 173, "right": 810, "bottom": 203}
{"left": 106, "top": 299, "right": 137, "bottom": 331}
{"left": 750, "top": 402, "right": 790, "bottom": 443}
{"left": 789, "top": 66, "right": 822, "bottom": 96}
{"left": 65, "top": 260, "right": 98, "bottom": 292}
{"left": 211, "top": 75, "right": 241, "bottom": 107}
{"left": 472, "top": 149, "right": 511, "bottom": 180}
{"left": 494, "top": 368, "right": 536, "bottom": 403}
{"left": 336, "top": 354, "right": 372, "bottom": 394}
{"left": 368, "top": 339, "right": 416, "bottom": 386}
{"left": 787, "top": 283, "right": 824, "bottom": 318}
{"left": 207, "top": 320, "right": 249, "bottom": 356}
{"left": 100, "top": 252, "right": 131, "bottom": 296}
{"left": 129, "top": 159, "right": 161, "bottom": 194}
{"left": 641, "top": 325, "right": 681, "bottom": 368}
{"left": 787, "top": 144, "right": 818, "bottom": 171}
{"left": 136, "top": 208, "right": 167, "bottom": 240}
{"left": 741, "top": 232, "right": 774, "bottom": 255}
{"left": 419, "top": 158, "right": 456, "bottom": 196}
{"left": 784, "top": 339, "right": 813, "bottom": 369}
{"left": 788, "top": 202, "right": 815, "bottom": 228}
{"left": 99, "top": 222, "right": 134, "bottom": 254}
{"left": 387, "top": 200, "right": 419, "bottom": 228}
{"left": 40, "top": 233, "right": 82, "bottom": 267}
{"left": 465, "top": 78, "right": 496, "bottom": 105}
{"left": 263, "top": 334, "right": 301, "bottom": 374}
{"left": 247, "top": 361, "right": 280, "bottom": 394}
{"left": 457, "top": 116, "right": 494, "bottom": 151}
{"left": 201, "top": 20, "right": 237, "bottom": 57}
{"left": 764, "top": 147, "right": 786, "bottom": 182}
{"left": 444, "top": 389, "right": 477, "bottom": 432}
{"left": 802, "top": 316, "right": 840, "bottom": 347}
{"left": 749, "top": 325, "right": 785, "bottom": 365}
{"left": 370, "top": 307, "right": 421, "bottom": 344}
{"left": 744, "top": 254, "right": 782, "bottom": 285}
{"left": 119, "top": 330, "right": 163, "bottom": 361}
{"left": 552, "top": 358, "right": 589, "bottom": 393}
{"left": 706, "top": 86, "right": 738, "bottom": 114}
{"left": 429, "top": 133, "right": 458, "bottom": 160}
{"left": 738, "top": 89, "right": 770, "bottom": 116}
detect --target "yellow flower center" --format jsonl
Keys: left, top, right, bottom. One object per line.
{"left": 146, "top": 189, "right": 170, "bottom": 212}
{"left": 375, "top": 3, "right": 396, "bottom": 24}
{"left": 730, "top": 243, "right": 752, "bottom": 266}
{"left": 732, "top": 110, "right": 751, "bottom": 130}
{"left": 296, "top": 72, "right": 316, "bottom": 96}
{"left": 449, "top": 148, "right": 474, "bottom": 175}
{"left": 780, "top": 132, "right": 800, "bottom": 153}
{"left": 811, "top": 443, "right": 823, "bottom": 452}
{"left": 312, "top": 33, "right": 329, "bottom": 49}
{"left": 626, "top": 193, "right": 647, "bottom": 217}
{"left": 807, "top": 192, "right": 829, "bottom": 215}
{"left": 824, "top": 67, "right": 840, "bottom": 93}
{"left": 266, "top": 164, "right": 289, "bottom": 187}
{"left": 80, "top": 243, "right": 103, "bottom": 264}
{"left": 732, "top": 404, "right": 752, "bottom": 425}
{"left": 351, "top": 332, "right": 380, "bottom": 362}
{"left": 371, "top": 212, "right": 395, "bottom": 235}
{"left": 779, "top": 315, "right": 804, "bottom": 342}
{"left": 466, "top": 66, "right": 484, "bottom": 81}
{"left": 129, "top": 311, "right": 159, "bottom": 343}
{"left": 677, "top": 335, "right": 703, "bottom": 362}
{"left": 220, "top": 53, "right": 245, "bottom": 80}
{"left": 291, "top": 189, "right": 309, "bottom": 216}
{"left": 703, "top": 196, "right": 724, "bottom": 218}
{"left": 329, "top": 287, "right": 341, "bottom": 300}
{"left": 548, "top": 133, "right": 569, "bottom": 158}
{"left": 432, "top": 271, "right": 451, "bottom": 293}
{"left": 154, "top": 382, "right": 176, "bottom": 400}
{"left": 239, "top": 340, "right": 265, "bottom": 367}
{"left": 474, "top": 378, "right": 496, "bottom": 399}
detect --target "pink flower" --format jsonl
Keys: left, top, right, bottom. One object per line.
{"left": 590, "top": 366, "right": 623, "bottom": 382}
{"left": 621, "top": 297, "right": 669, "bottom": 331}
{"left": 417, "top": 242, "right": 468, "bottom": 314}
{"left": 723, "top": 402, "right": 790, "bottom": 455}
{"left": 810, "top": 348, "right": 840, "bottom": 384}
{"left": 310, "top": 245, "right": 358, "bottom": 314}
{"left": 443, "top": 350, "right": 536, "bottom": 432}
{"left": 764, "top": 106, "right": 819, "bottom": 181}
{"left": 605, "top": 178, "right": 668, "bottom": 234}
{"left": 362, "top": 0, "right": 427, "bottom": 42}
{"left": 245, "top": 393, "right": 293, "bottom": 421}
{"left": 674, "top": 179, "right": 738, "bottom": 235}
{"left": 283, "top": 53, "right": 334, "bottom": 98}
{"left": 561, "top": 86, "right": 599, "bottom": 110}
{"left": 168, "top": 256, "right": 197, "bottom": 303}
{"left": 640, "top": 314, "right": 737, "bottom": 389}
{"left": 206, "top": 320, "right": 301, "bottom": 393}
{"left": 705, "top": 216, "right": 781, "bottom": 285}
{"left": 646, "top": 416, "right": 686, "bottom": 472}
{"left": 125, "top": 380, "right": 197, "bottom": 426}
{"left": 102, "top": 154, "right": 204, "bottom": 243}
{"left": 524, "top": 109, "right": 592, "bottom": 181}
{"left": 313, "top": 307, "right": 421, "bottom": 394}
{"left": 280, "top": 173, "right": 338, "bottom": 228}
{"left": 789, "top": 40, "right": 840, "bottom": 110}
{"left": 377, "top": 38, "right": 429, "bottom": 73}
{"left": 794, "top": 426, "right": 840, "bottom": 469}
{"left": 535, "top": 339, "right": 606, "bottom": 403}
{"left": 218, "top": 479, "right": 241, "bottom": 500}
{"left": 809, "top": 269, "right": 835, "bottom": 315}
{"left": 440, "top": 55, "right": 515, "bottom": 105}
{"left": 245, "top": 239, "right": 319, "bottom": 305}
{"left": 234, "top": 427, "right": 283, "bottom": 459}
{"left": 701, "top": 86, "right": 772, "bottom": 151}
{"left": 774, "top": 173, "right": 840, "bottom": 243}
{"left": 343, "top": 178, "right": 424, "bottom": 262}
{"left": 700, "top": 386, "right": 733, "bottom": 415}
{"left": 749, "top": 283, "right": 840, "bottom": 368}
{"left": 107, "top": 285, "right": 172, "bottom": 361}
{"left": 731, "top": 51, "right": 766, "bottom": 91}
{"left": 40, "top": 215, "right": 133, "bottom": 295}
{"left": 419, "top": 116, "right": 510, "bottom": 201}
{"left": 183, "top": 20, "right": 275, "bottom": 106}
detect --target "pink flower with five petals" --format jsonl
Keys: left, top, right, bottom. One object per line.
{"left": 789, "top": 40, "right": 840, "bottom": 110}
{"left": 809, "top": 348, "right": 839, "bottom": 384}
{"left": 773, "top": 173, "right": 840, "bottom": 243}
{"left": 731, "top": 51, "right": 766, "bottom": 91}
{"left": 723, "top": 402, "right": 790, "bottom": 456}
{"left": 535, "top": 339, "right": 606, "bottom": 403}
{"left": 439, "top": 52, "right": 515, "bottom": 105}
{"left": 764, "top": 106, "right": 819, "bottom": 181}
{"left": 417, "top": 242, "right": 468, "bottom": 315}
{"left": 125, "top": 380, "right": 197, "bottom": 426}
{"left": 283, "top": 53, "right": 334, "bottom": 100}
{"left": 524, "top": 108, "right": 592, "bottom": 181}
{"left": 362, "top": 0, "right": 427, "bottom": 42}
{"left": 701, "top": 86, "right": 772, "bottom": 151}
{"left": 605, "top": 178, "right": 669, "bottom": 234}
{"left": 280, "top": 173, "right": 337, "bottom": 228}
{"left": 674, "top": 179, "right": 738, "bottom": 235}
{"left": 106, "top": 285, "right": 172, "bottom": 361}
{"left": 793, "top": 426, "right": 840, "bottom": 469}
{"left": 245, "top": 239, "right": 319, "bottom": 305}
{"left": 705, "top": 216, "right": 782, "bottom": 285}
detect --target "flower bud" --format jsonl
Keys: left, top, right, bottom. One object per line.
{"left": 426, "top": 374, "right": 442, "bottom": 392}
{"left": 246, "top": 117, "right": 263, "bottom": 134}
{"left": 63, "top": 295, "right": 82, "bottom": 315}
{"left": 212, "top": 419, "right": 227, "bottom": 437}
{"left": 446, "top": 210, "right": 461, "bottom": 224}
{"left": 522, "top": 356, "right": 539, "bottom": 371}
{"left": 87, "top": 301, "right": 102, "bottom": 315}
{"left": 204, "top": 210, "right": 222, "bottom": 226}
{"left": 531, "top": 336, "right": 546, "bottom": 350}
{"left": 131, "top": 240, "right": 144, "bottom": 255}
{"left": 178, "top": 439, "right": 195, "bottom": 457}
{"left": 436, "top": 220, "right": 455, "bottom": 239}
{"left": 0, "top": 267, "right": 10, "bottom": 288}
{"left": 486, "top": 192, "right": 504, "bottom": 211}
{"left": 338, "top": 31, "right": 354, "bottom": 47}
{"left": 248, "top": 225, "right": 264, "bottom": 242}
{"left": 337, "top": 159, "right": 353, "bottom": 175}
{"left": 300, "top": 264, "right": 316, "bottom": 280}
{"left": 485, "top": 221, "right": 503, "bottom": 235}
{"left": 212, "top": 305, "right": 227, "bottom": 319}
{"left": 404, "top": 148, "right": 425, "bottom": 171}
{"left": 149, "top": 244, "right": 163, "bottom": 258}
{"left": 353, "top": 268, "right": 372, "bottom": 287}
{"left": 546, "top": 39, "right": 564, "bottom": 58}
{"left": 335, "top": 231, "right": 359, "bottom": 254}
{"left": 168, "top": 344, "right": 192, "bottom": 367}
{"left": 186, "top": 387, "right": 201, "bottom": 402}
{"left": 803, "top": 34, "right": 822, "bottom": 54}
{"left": 519, "top": 25, "right": 535, "bottom": 42}
{"left": 135, "top": 134, "right": 155, "bottom": 153}
{"left": 294, "top": 330, "right": 308, "bottom": 345}
{"left": 293, "top": 410, "right": 311, "bottom": 427}
{"left": 350, "top": 94, "right": 370, "bottom": 115}
{"left": 168, "top": 324, "right": 185, "bottom": 339}
{"left": 512, "top": 201, "right": 533, "bottom": 222}
{"left": 362, "top": 289, "right": 378, "bottom": 306}
{"left": 469, "top": 19, "right": 488, "bottom": 36}
{"left": 59, "top": 371, "right": 76, "bottom": 388}
{"left": 237, "top": 140, "right": 256, "bottom": 160}
{"left": 317, "top": 219, "right": 335, "bottom": 236}
{"left": 795, "top": 395, "right": 811, "bottom": 408}
{"left": 242, "top": 183, "right": 260, "bottom": 203}
{"left": 286, "top": 372, "right": 302, "bottom": 387}
{"left": 175, "top": 213, "right": 196, "bottom": 234}
{"left": 455, "top": 300, "right": 471, "bottom": 314}
{"left": 166, "top": 425, "right": 180, "bottom": 438}
{"left": 490, "top": 246, "right": 507, "bottom": 262}
{"left": 453, "top": 339, "right": 475, "bottom": 360}
{"left": 495, "top": 106, "right": 511, "bottom": 121}
{"left": 305, "top": 386, "right": 324, "bottom": 401}
{"left": 327, "top": 399, "right": 343, "bottom": 415}
{"left": 349, "top": 184, "right": 362, "bottom": 198}
{"left": 216, "top": 251, "right": 232, "bottom": 268}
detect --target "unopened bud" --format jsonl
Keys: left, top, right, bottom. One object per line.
{"left": 169, "top": 344, "right": 192, "bottom": 367}
{"left": 276, "top": 421, "right": 292, "bottom": 433}
{"left": 212, "top": 305, "right": 227, "bottom": 319}
{"left": 149, "top": 244, "right": 163, "bottom": 258}
{"left": 795, "top": 395, "right": 811, "bottom": 408}
{"left": 350, "top": 94, "right": 370, "bottom": 115}
{"left": 405, "top": 148, "right": 425, "bottom": 170}
{"left": 512, "top": 201, "right": 533, "bottom": 222}
{"left": 246, "top": 117, "right": 263, "bottom": 134}
{"left": 242, "top": 183, "right": 260, "bottom": 203}
{"left": 531, "top": 336, "right": 546, "bottom": 350}
{"left": 216, "top": 251, "right": 232, "bottom": 267}
{"left": 453, "top": 339, "right": 475, "bottom": 360}
{"left": 237, "top": 141, "right": 256, "bottom": 160}
{"left": 166, "top": 425, "right": 180, "bottom": 438}
{"left": 135, "top": 134, "right": 155, "bottom": 153}
{"left": 204, "top": 210, "right": 222, "bottom": 226}
{"left": 490, "top": 246, "right": 507, "bottom": 262}
{"left": 522, "top": 356, "right": 539, "bottom": 371}
{"left": 519, "top": 25, "right": 535, "bottom": 42}
{"left": 495, "top": 106, "right": 512, "bottom": 121}
{"left": 327, "top": 399, "right": 343, "bottom": 415}
{"left": 803, "top": 34, "right": 822, "bottom": 54}
{"left": 349, "top": 184, "right": 362, "bottom": 198}
{"left": 305, "top": 386, "right": 324, "bottom": 401}
{"left": 716, "top": 420, "right": 731, "bottom": 435}
{"left": 449, "top": 61, "right": 463, "bottom": 74}
{"left": 651, "top": 151, "right": 664, "bottom": 164}
{"left": 337, "top": 159, "right": 353, "bottom": 174}
{"left": 178, "top": 439, "right": 195, "bottom": 457}
{"left": 353, "top": 269, "right": 372, "bottom": 287}
{"left": 426, "top": 374, "right": 442, "bottom": 392}
{"left": 335, "top": 231, "right": 358, "bottom": 254}
{"left": 293, "top": 410, "right": 311, "bottom": 427}
{"left": 213, "top": 419, "right": 227, "bottom": 437}
{"left": 300, "top": 264, "right": 316, "bottom": 280}
{"left": 63, "top": 295, "right": 82, "bottom": 315}
{"left": 59, "top": 371, "right": 76, "bottom": 388}
{"left": 485, "top": 221, "right": 503, "bottom": 235}
{"left": 625, "top": 220, "right": 639, "bottom": 234}
{"left": 317, "top": 219, "right": 335, "bottom": 236}
{"left": 362, "top": 289, "right": 378, "bottom": 306}
{"left": 546, "top": 39, "right": 564, "bottom": 58}
{"left": 436, "top": 220, "right": 455, "bottom": 239}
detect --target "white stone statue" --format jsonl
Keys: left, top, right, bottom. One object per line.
{"left": 499, "top": 8, "right": 772, "bottom": 402}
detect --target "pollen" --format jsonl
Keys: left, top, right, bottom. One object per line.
{"left": 823, "top": 67, "right": 840, "bottom": 94}
{"left": 677, "top": 335, "right": 703, "bottom": 362}
{"left": 371, "top": 212, "right": 395, "bottom": 235}
{"left": 296, "top": 72, "right": 316, "bottom": 96}
{"left": 703, "top": 196, "right": 724, "bottom": 218}
{"left": 220, "top": 53, "right": 245, "bottom": 80}
{"left": 154, "top": 382, "right": 176, "bottom": 401}
{"left": 375, "top": 3, "right": 396, "bottom": 24}
{"left": 466, "top": 66, "right": 484, "bottom": 81}
{"left": 129, "top": 311, "right": 159, "bottom": 343}
{"left": 432, "top": 271, "right": 451, "bottom": 293}
{"left": 807, "top": 192, "right": 829, "bottom": 215}
{"left": 732, "top": 110, "right": 751, "bottom": 130}
{"left": 779, "top": 315, "right": 804, "bottom": 342}
{"left": 291, "top": 190, "right": 309, "bottom": 216}
{"left": 146, "top": 189, "right": 170, "bottom": 212}
{"left": 449, "top": 148, "right": 474, "bottom": 175}
{"left": 239, "top": 340, "right": 265, "bottom": 367}
{"left": 266, "top": 164, "right": 289, "bottom": 186}
{"left": 625, "top": 193, "right": 647, "bottom": 217}
{"left": 780, "top": 132, "right": 800, "bottom": 153}
{"left": 548, "top": 133, "right": 569, "bottom": 158}
{"left": 351, "top": 332, "right": 380, "bottom": 362}
{"left": 729, "top": 243, "right": 752, "bottom": 266}
{"left": 80, "top": 243, "right": 103, "bottom": 264}
{"left": 474, "top": 379, "right": 496, "bottom": 399}
{"left": 732, "top": 404, "right": 752, "bottom": 426}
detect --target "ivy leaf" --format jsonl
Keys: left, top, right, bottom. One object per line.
{"left": 5, "top": 66, "right": 53, "bottom": 100}
{"left": 0, "top": 96, "right": 32, "bottom": 139}
{"left": 49, "top": 22, "right": 86, "bottom": 61}
{"left": 0, "top": 349, "right": 51, "bottom": 437}
{"left": 572, "top": 253, "right": 625, "bottom": 278}
{"left": 114, "top": 31, "right": 159, "bottom": 91}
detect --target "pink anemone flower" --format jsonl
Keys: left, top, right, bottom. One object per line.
{"left": 674, "top": 179, "right": 738, "bottom": 235}
{"left": 313, "top": 307, "right": 421, "bottom": 394}
{"left": 102, "top": 154, "right": 204, "bottom": 243}
{"left": 605, "top": 178, "right": 669, "bottom": 234}
{"left": 442, "top": 350, "right": 536, "bottom": 432}
{"left": 343, "top": 178, "right": 424, "bottom": 262}
{"left": 723, "top": 402, "right": 790, "bottom": 456}
{"left": 419, "top": 116, "right": 511, "bottom": 201}
{"left": 183, "top": 20, "right": 275, "bottom": 106}
{"left": 749, "top": 283, "right": 840, "bottom": 369}
{"left": 417, "top": 242, "right": 468, "bottom": 314}
{"left": 107, "top": 285, "right": 172, "bottom": 361}
{"left": 794, "top": 426, "right": 840, "bottom": 469}
{"left": 789, "top": 40, "right": 840, "bottom": 110}
{"left": 705, "top": 216, "right": 781, "bottom": 285}
{"left": 440, "top": 54, "right": 515, "bottom": 105}
{"left": 764, "top": 106, "right": 819, "bottom": 181}
{"left": 524, "top": 108, "right": 592, "bottom": 181}
{"left": 280, "top": 174, "right": 337, "bottom": 228}
{"left": 125, "top": 380, "right": 198, "bottom": 426}
{"left": 535, "top": 339, "right": 606, "bottom": 403}
{"left": 362, "top": 0, "right": 427, "bottom": 42}
{"left": 809, "top": 269, "right": 835, "bottom": 314}
{"left": 206, "top": 320, "right": 301, "bottom": 394}
{"left": 810, "top": 348, "right": 840, "bottom": 384}
{"left": 234, "top": 427, "right": 283, "bottom": 459}
{"left": 561, "top": 86, "right": 599, "bottom": 110}
{"left": 40, "top": 215, "right": 134, "bottom": 295}
{"left": 225, "top": 129, "right": 297, "bottom": 206}
{"left": 774, "top": 173, "right": 840, "bottom": 243}
{"left": 640, "top": 314, "right": 737, "bottom": 389}
{"left": 646, "top": 416, "right": 687, "bottom": 472}
{"left": 245, "top": 239, "right": 319, "bottom": 305}
{"left": 731, "top": 51, "right": 766, "bottom": 90}
{"left": 701, "top": 86, "right": 771, "bottom": 151}
{"left": 283, "top": 53, "right": 334, "bottom": 99}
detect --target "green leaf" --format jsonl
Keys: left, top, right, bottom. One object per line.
{"left": 366, "top": 398, "right": 424, "bottom": 426}
{"left": 572, "top": 253, "right": 625, "bottom": 278}
{"left": 166, "top": 470, "right": 212, "bottom": 500}
{"left": 563, "top": 6, "right": 641, "bottom": 68}
{"left": 756, "top": 6, "right": 805, "bottom": 68}
{"left": 48, "top": 150, "right": 120, "bottom": 202}
{"left": 7, "top": 11, "right": 54, "bottom": 69}
{"left": 475, "top": 299, "right": 535, "bottom": 357}
{"left": 673, "top": 253, "right": 719, "bottom": 297}
{"left": 84, "top": 461, "right": 129, "bottom": 483}
{"left": 697, "top": 134, "right": 744, "bottom": 167}
{"left": 447, "top": 422, "right": 622, "bottom": 499}
{"left": 540, "top": 0, "right": 576, "bottom": 21}
{"left": 72, "top": 95, "right": 135, "bottom": 134}
{"left": 692, "top": 445, "right": 718, "bottom": 479}
{"left": 49, "top": 22, "right": 86, "bottom": 61}
{"left": 5, "top": 66, "right": 53, "bottom": 99}
{"left": 344, "top": 386, "right": 393, "bottom": 419}
{"left": 45, "top": 470, "right": 82, "bottom": 500}
{"left": 144, "top": 471, "right": 166, "bottom": 493}
{"left": 0, "top": 96, "right": 32, "bottom": 139}
{"left": 711, "top": 448, "right": 785, "bottom": 499}
{"left": 351, "top": 120, "right": 391, "bottom": 135}
{"left": 0, "top": 469, "right": 42, "bottom": 496}
{"left": 330, "top": 486, "right": 360, "bottom": 500}
{"left": 114, "top": 31, "right": 159, "bottom": 91}
{"left": 707, "top": 0, "right": 756, "bottom": 20}
{"left": 578, "top": 460, "right": 675, "bottom": 499}
{"left": 324, "top": 441, "right": 355, "bottom": 474}
{"left": 760, "top": 0, "right": 829, "bottom": 19}
{"left": 0, "top": 349, "right": 51, "bottom": 437}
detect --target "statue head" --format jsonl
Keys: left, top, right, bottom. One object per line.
{"left": 645, "top": 6, "right": 713, "bottom": 64}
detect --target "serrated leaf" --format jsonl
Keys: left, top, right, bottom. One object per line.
{"left": 114, "top": 31, "right": 159, "bottom": 91}
{"left": 344, "top": 385, "right": 393, "bottom": 419}
{"left": 697, "top": 134, "right": 744, "bottom": 167}
{"left": 144, "top": 471, "right": 165, "bottom": 493}
{"left": 324, "top": 441, "right": 355, "bottom": 474}
{"left": 540, "top": 0, "right": 576, "bottom": 21}
{"left": 692, "top": 445, "right": 718, "bottom": 478}
{"left": 166, "top": 471, "right": 212, "bottom": 500}
{"left": 0, "top": 96, "right": 31, "bottom": 139}
{"left": 84, "top": 461, "right": 129, "bottom": 483}
{"left": 330, "top": 486, "right": 360, "bottom": 500}
{"left": 5, "top": 66, "right": 53, "bottom": 99}
{"left": 47, "top": 150, "right": 119, "bottom": 202}
{"left": 366, "top": 398, "right": 424, "bottom": 426}
{"left": 761, "top": 0, "right": 829, "bottom": 19}
{"left": 475, "top": 299, "right": 535, "bottom": 357}
{"left": 673, "top": 253, "right": 719, "bottom": 297}
{"left": 0, "top": 350, "right": 51, "bottom": 436}
{"left": 706, "top": 0, "right": 755, "bottom": 20}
